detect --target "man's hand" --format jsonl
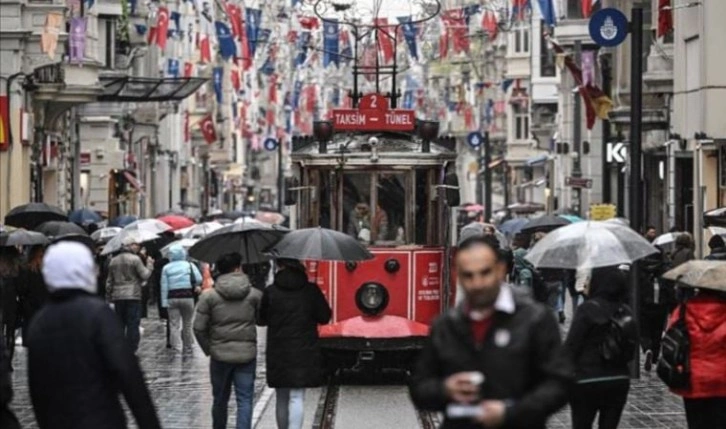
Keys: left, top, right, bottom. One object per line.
{"left": 444, "top": 373, "right": 479, "bottom": 403}
{"left": 475, "top": 400, "right": 506, "bottom": 428}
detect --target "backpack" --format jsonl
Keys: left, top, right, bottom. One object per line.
{"left": 657, "top": 301, "right": 691, "bottom": 389}
{"left": 599, "top": 302, "right": 638, "bottom": 364}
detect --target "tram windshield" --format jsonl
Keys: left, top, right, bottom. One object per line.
{"left": 343, "top": 172, "right": 407, "bottom": 244}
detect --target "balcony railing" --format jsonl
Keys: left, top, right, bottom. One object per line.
{"left": 33, "top": 63, "right": 65, "bottom": 85}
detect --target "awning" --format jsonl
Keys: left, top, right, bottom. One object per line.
{"left": 526, "top": 154, "right": 549, "bottom": 167}
{"left": 122, "top": 170, "right": 145, "bottom": 195}
{"left": 98, "top": 76, "right": 207, "bottom": 102}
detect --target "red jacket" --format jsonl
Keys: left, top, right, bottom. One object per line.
{"left": 668, "top": 294, "right": 726, "bottom": 398}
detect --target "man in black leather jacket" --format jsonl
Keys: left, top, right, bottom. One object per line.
{"left": 410, "top": 237, "right": 571, "bottom": 429}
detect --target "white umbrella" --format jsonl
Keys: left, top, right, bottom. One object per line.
{"left": 179, "top": 221, "right": 224, "bottom": 239}
{"left": 122, "top": 219, "right": 172, "bottom": 234}
{"left": 91, "top": 226, "right": 122, "bottom": 243}
{"left": 653, "top": 232, "right": 679, "bottom": 249}
{"left": 101, "top": 229, "right": 162, "bottom": 256}
{"left": 161, "top": 238, "right": 198, "bottom": 257}
{"left": 525, "top": 221, "right": 658, "bottom": 270}
{"left": 709, "top": 226, "right": 726, "bottom": 236}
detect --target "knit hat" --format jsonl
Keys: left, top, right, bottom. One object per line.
{"left": 42, "top": 241, "right": 97, "bottom": 294}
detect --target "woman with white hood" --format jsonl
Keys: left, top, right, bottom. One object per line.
{"left": 25, "top": 241, "right": 161, "bottom": 429}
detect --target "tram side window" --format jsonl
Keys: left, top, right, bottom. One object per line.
{"left": 376, "top": 173, "right": 406, "bottom": 243}
{"left": 318, "top": 170, "right": 332, "bottom": 229}
{"left": 343, "top": 173, "right": 372, "bottom": 241}
{"left": 415, "top": 170, "right": 429, "bottom": 245}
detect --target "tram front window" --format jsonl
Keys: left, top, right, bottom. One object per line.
{"left": 342, "top": 172, "right": 406, "bottom": 245}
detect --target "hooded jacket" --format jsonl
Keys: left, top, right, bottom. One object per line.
{"left": 259, "top": 267, "right": 331, "bottom": 388}
{"left": 106, "top": 250, "right": 152, "bottom": 302}
{"left": 193, "top": 272, "right": 262, "bottom": 364}
{"left": 160, "top": 245, "right": 202, "bottom": 308}
{"left": 564, "top": 266, "right": 631, "bottom": 383}
{"left": 668, "top": 292, "right": 726, "bottom": 398}
{"left": 27, "top": 242, "right": 161, "bottom": 429}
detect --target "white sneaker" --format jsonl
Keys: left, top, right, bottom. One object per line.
{"left": 139, "top": 326, "right": 145, "bottom": 336}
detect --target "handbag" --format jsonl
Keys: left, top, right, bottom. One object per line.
{"left": 188, "top": 263, "right": 200, "bottom": 303}
{"left": 657, "top": 300, "right": 691, "bottom": 389}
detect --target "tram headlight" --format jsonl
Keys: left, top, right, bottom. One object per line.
{"left": 355, "top": 282, "right": 389, "bottom": 316}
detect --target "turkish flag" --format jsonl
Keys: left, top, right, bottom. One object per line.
{"left": 299, "top": 16, "right": 319, "bottom": 30}
{"left": 231, "top": 70, "right": 240, "bottom": 92}
{"left": 269, "top": 74, "right": 278, "bottom": 103}
{"left": 482, "top": 11, "right": 498, "bottom": 40}
{"left": 226, "top": 3, "right": 244, "bottom": 41}
{"left": 198, "top": 114, "right": 217, "bottom": 144}
{"left": 156, "top": 7, "right": 169, "bottom": 50}
{"left": 147, "top": 25, "right": 157, "bottom": 45}
{"left": 443, "top": 10, "right": 469, "bottom": 54}
{"left": 183, "top": 62, "right": 193, "bottom": 77}
{"left": 304, "top": 84, "right": 316, "bottom": 113}
{"left": 657, "top": 0, "right": 673, "bottom": 37}
{"left": 439, "top": 17, "right": 449, "bottom": 59}
{"left": 374, "top": 18, "right": 395, "bottom": 63}
{"left": 199, "top": 35, "right": 211, "bottom": 63}
{"left": 183, "top": 110, "right": 190, "bottom": 143}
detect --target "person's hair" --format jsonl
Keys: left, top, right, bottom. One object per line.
{"left": 0, "top": 247, "right": 21, "bottom": 277}
{"left": 512, "top": 233, "right": 529, "bottom": 249}
{"left": 27, "top": 245, "right": 45, "bottom": 272}
{"left": 457, "top": 236, "right": 502, "bottom": 262}
{"left": 645, "top": 225, "right": 656, "bottom": 232}
{"left": 216, "top": 253, "right": 242, "bottom": 274}
{"left": 278, "top": 258, "right": 306, "bottom": 272}
{"left": 675, "top": 232, "right": 693, "bottom": 248}
{"left": 708, "top": 234, "right": 725, "bottom": 249}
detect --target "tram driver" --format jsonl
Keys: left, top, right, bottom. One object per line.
{"left": 348, "top": 203, "right": 372, "bottom": 243}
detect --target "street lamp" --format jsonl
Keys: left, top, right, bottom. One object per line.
{"left": 417, "top": 120, "right": 439, "bottom": 153}
{"left": 313, "top": 120, "right": 333, "bottom": 154}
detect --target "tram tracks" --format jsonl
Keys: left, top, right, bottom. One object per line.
{"left": 313, "top": 378, "right": 440, "bottom": 429}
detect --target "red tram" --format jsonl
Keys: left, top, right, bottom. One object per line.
{"left": 286, "top": 94, "right": 461, "bottom": 371}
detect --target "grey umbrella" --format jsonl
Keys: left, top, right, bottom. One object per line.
{"left": 267, "top": 227, "right": 374, "bottom": 262}
{"left": 520, "top": 215, "right": 570, "bottom": 233}
{"left": 36, "top": 221, "right": 94, "bottom": 249}
{"left": 0, "top": 229, "right": 49, "bottom": 247}
{"left": 188, "top": 220, "right": 288, "bottom": 264}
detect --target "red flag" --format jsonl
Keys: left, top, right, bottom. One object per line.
{"left": 226, "top": 3, "right": 243, "bottom": 40}
{"left": 464, "top": 104, "right": 475, "bottom": 130}
{"left": 657, "top": 0, "right": 673, "bottom": 37}
{"left": 287, "top": 29, "right": 298, "bottom": 44}
{"left": 439, "top": 17, "right": 449, "bottom": 59}
{"left": 269, "top": 74, "right": 278, "bottom": 103}
{"left": 374, "top": 18, "right": 395, "bottom": 63}
{"left": 482, "top": 11, "right": 498, "bottom": 40}
{"left": 183, "top": 62, "right": 193, "bottom": 77}
{"left": 238, "top": 16, "right": 251, "bottom": 70}
{"left": 444, "top": 10, "right": 469, "bottom": 53}
{"left": 231, "top": 70, "right": 240, "bottom": 92}
{"left": 155, "top": 7, "right": 169, "bottom": 50}
{"left": 147, "top": 25, "right": 157, "bottom": 45}
{"left": 198, "top": 114, "right": 217, "bottom": 144}
{"left": 581, "top": 0, "right": 597, "bottom": 18}
{"left": 183, "top": 111, "right": 190, "bottom": 143}
{"left": 304, "top": 84, "right": 316, "bottom": 113}
{"left": 299, "top": 16, "right": 319, "bottom": 30}
{"left": 199, "top": 35, "right": 211, "bottom": 63}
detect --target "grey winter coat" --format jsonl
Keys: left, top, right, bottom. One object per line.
{"left": 106, "top": 251, "right": 152, "bottom": 302}
{"left": 193, "top": 272, "right": 262, "bottom": 364}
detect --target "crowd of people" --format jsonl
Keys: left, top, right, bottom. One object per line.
{"left": 0, "top": 234, "right": 331, "bottom": 429}
{"left": 1, "top": 216, "right": 725, "bottom": 429}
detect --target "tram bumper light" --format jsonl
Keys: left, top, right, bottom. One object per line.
{"left": 355, "top": 282, "right": 389, "bottom": 316}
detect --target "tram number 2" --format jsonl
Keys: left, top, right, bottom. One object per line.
{"left": 360, "top": 93, "right": 389, "bottom": 111}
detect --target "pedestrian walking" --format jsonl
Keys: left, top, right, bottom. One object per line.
{"left": 409, "top": 236, "right": 570, "bottom": 429}
{"left": 243, "top": 261, "right": 271, "bottom": 291}
{"left": 671, "top": 233, "right": 695, "bottom": 267}
{"left": 0, "top": 332, "right": 20, "bottom": 429}
{"left": 0, "top": 247, "right": 20, "bottom": 366}
{"left": 259, "top": 258, "right": 332, "bottom": 429}
{"left": 106, "top": 237, "right": 153, "bottom": 352}
{"left": 17, "top": 245, "right": 48, "bottom": 347}
{"left": 194, "top": 253, "right": 262, "bottom": 429}
{"left": 564, "top": 266, "right": 633, "bottom": 429}
{"left": 663, "top": 288, "right": 726, "bottom": 429}
{"left": 149, "top": 251, "right": 171, "bottom": 347}
{"left": 161, "top": 244, "right": 202, "bottom": 353}
{"left": 638, "top": 248, "right": 671, "bottom": 371}
{"left": 26, "top": 241, "right": 161, "bottom": 429}
{"left": 705, "top": 235, "right": 726, "bottom": 260}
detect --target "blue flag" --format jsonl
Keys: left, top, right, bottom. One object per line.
{"left": 485, "top": 99, "right": 494, "bottom": 125}
{"left": 260, "top": 54, "right": 275, "bottom": 76}
{"left": 397, "top": 16, "right": 418, "bottom": 60}
{"left": 403, "top": 90, "right": 414, "bottom": 109}
{"left": 258, "top": 28, "right": 272, "bottom": 44}
{"left": 292, "top": 81, "right": 303, "bottom": 108}
{"left": 295, "top": 31, "right": 311, "bottom": 66}
{"left": 215, "top": 21, "right": 237, "bottom": 59}
{"left": 330, "top": 88, "right": 340, "bottom": 106}
{"left": 323, "top": 20, "right": 340, "bottom": 67}
{"left": 170, "top": 11, "right": 181, "bottom": 32}
{"left": 167, "top": 58, "right": 179, "bottom": 77}
{"left": 463, "top": 5, "right": 481, "bottom": 26}
{"left": 537, "top": 0, "right": 556, "bottom": 26}
{"left": 128, "top": 0, "right": 137, "bottom": 15}
{"left": 246, "top": 8, "right": 262, "bottom": 57}
{"left": 213, "top": 67, "right": 223, "bottom": 104}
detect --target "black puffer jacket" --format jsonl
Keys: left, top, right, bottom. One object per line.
{"left": 17, "top": 268, "right": 48, "bottom": 341}
{"left": 564, "top": 266, "right": 631, "bottom": 383}
{"left": 260, "top": 268, "right": 331, "bottom": 388}
{"left": 26, "top": 290, "right": 160, "bottom": 429}
{"left": 409, "top": 287, "right": 571, "bottom": 429}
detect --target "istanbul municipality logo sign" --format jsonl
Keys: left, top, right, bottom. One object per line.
{"left": 589, "top": 8, "right": 628, "bottom": 48}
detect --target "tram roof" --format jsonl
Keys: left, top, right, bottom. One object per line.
{"left": 290, "top": 132, "right": 457, "bottom": 167}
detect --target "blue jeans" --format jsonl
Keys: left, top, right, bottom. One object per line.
{"left": 276, "top": 388, "right": 305, "bottom": 429}
{"left": 114, "top": 300, "right": 141, "bottom": 352}
{"left": 210, "top": 359, "right": 256, "bottom": 429}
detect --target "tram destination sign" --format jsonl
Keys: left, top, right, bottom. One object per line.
{"left": 331, "top": 93, "right": 415, "bottom": 132}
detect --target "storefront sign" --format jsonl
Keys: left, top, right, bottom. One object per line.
{"left": 591, "top": 204, "right": 617, "bottom": 220}
{"left": 79, "top": 151, "right": 91, "bottom": 166}
{"left": 0, "top": 96, "right": 9, "bottom": 151}
{"left": 566, "top": 176, "right": 593, "bottom": 189}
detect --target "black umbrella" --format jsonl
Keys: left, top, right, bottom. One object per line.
{"left": 4, "top": 203, "right": 68, "bottom": 229}
{"left": 0, "top": 229, "right": 49, "bottom": 247}
{"left": 36, "top": 221, "right": 88, "bottom": 237}
{"left": 520, "top": 215, "right": 571, "bottom": 234}
{"left": 704, "top": 207, "right": 726, "bottom": 228}
{"left": 188, "top": 221, "right": 288, "bottom": 264}
{"left": 267, "top": 227, "right": 374, "bottom": 262}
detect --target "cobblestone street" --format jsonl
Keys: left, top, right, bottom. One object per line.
{"left": 8, "top": 309, "right": 688, "bottom": 428}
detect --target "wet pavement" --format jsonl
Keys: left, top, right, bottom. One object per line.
{"left": 8, "top": 302, "right": 687, "bottom": 428}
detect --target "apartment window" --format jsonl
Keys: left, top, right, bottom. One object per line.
{"left": 514, "top": 27, "right": 529, "bottom": 54}
{"left": 98, "top": 16, "right": 116, "bottom": 69}
{"left": 540, "top": 23, "right": 556, "bottom": 77}
{"left": 513, "top": 102, "right": 529, "bottom": 141}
